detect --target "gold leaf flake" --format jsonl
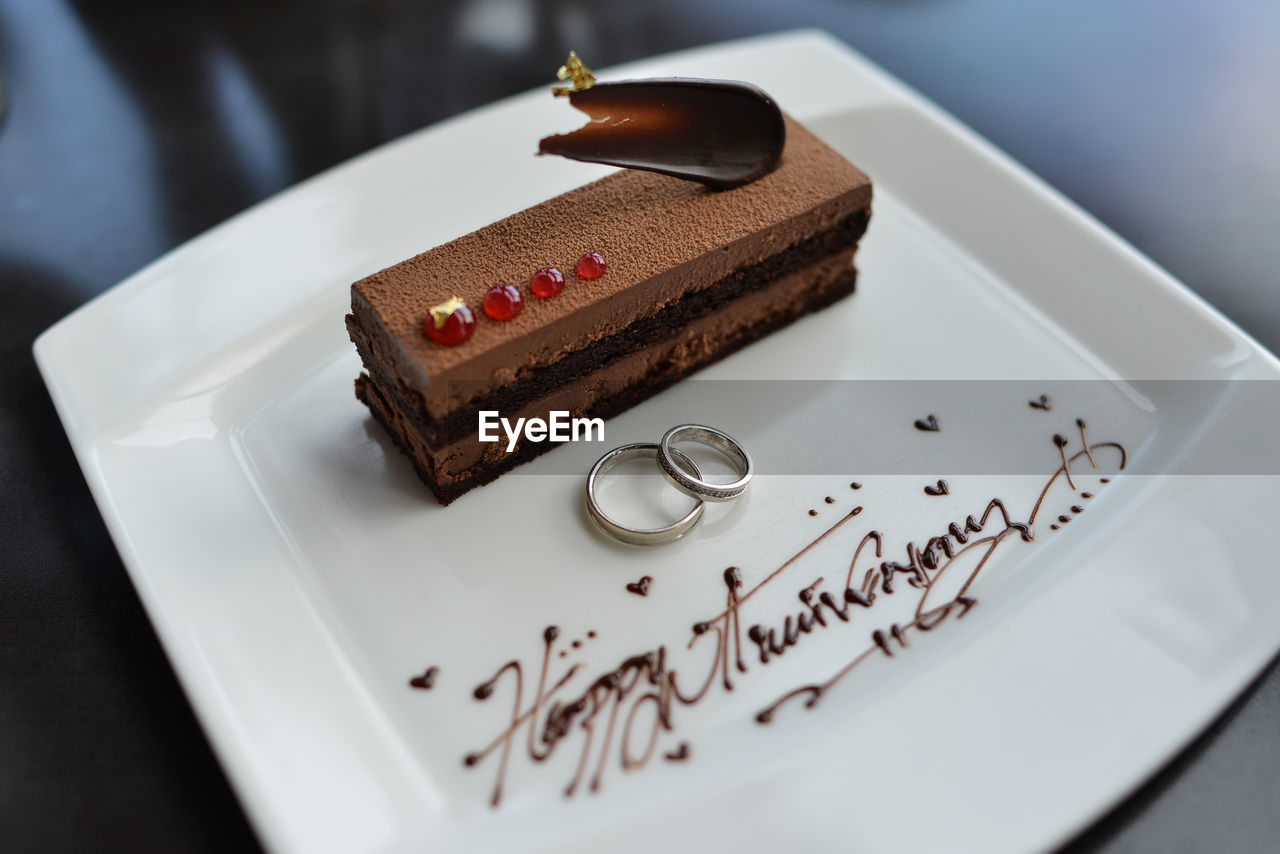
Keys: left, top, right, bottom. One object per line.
{"left": 552, "top": 51, "right": 595, "bottom": 97}
{"left": 428, "top": 296, "right": 466, "bottom": 329}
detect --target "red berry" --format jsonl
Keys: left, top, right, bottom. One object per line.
{"left": 482, "top": 283, "right": 524, "bottom": 320}
{"left": 576, "top": 252, "right": 606, "bottom": 279}
{"left": 423, "top": 299, "right": 475, "bottom": 346}
{"left": 530, "top": 266, "right": 565, "bottom": 298}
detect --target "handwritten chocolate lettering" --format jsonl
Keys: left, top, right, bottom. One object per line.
{"left": 445, "top": 428, "right": 1125, "bottom": 806}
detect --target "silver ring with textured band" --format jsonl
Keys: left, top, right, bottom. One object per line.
{"left": 657, "top": 424, "right": 753, "bottom": 503}
{"left": 585, "top": 443, "right": 706, "bottom": 546}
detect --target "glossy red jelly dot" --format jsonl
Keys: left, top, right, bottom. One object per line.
{"left": 482, "top": 283, "right": 524, "bottom": 320}
{"left": 576, "top": 252, "right": 607, "bottom": 279}
{"left": 423, "top": 303, "right": 476, "bottom": 346}
{"left": 530, "top": 266, "right": 565, "bottom": 298}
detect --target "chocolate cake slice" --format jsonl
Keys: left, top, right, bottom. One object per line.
{"left": 347, "top": 117, "right": 871, "bottom": 504}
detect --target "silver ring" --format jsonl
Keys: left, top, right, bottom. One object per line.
{"left": 585, "top": 443, "right": 706, "bottom": 546}
{"left": 657, "top": 424, "right": 753, "bottom": 502}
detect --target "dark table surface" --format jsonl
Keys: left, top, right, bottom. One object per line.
{"left": 3, "top": 1, "right": 1279, "bottom": 851}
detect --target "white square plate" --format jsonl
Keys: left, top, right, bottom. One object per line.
{"left": 35, "top": 31, "right": 1280, "bottom": 854}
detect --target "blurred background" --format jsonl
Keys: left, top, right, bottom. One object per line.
{"left": 2, "top": 1, "right": 1278, "bottom": 852}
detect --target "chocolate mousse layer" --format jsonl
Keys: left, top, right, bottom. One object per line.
{"left": 347, "top": 116, "right": 872, "bottom": 504}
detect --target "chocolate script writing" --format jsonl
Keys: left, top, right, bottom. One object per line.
{"left": 453, "top": 422, "right": 1125, "bottom": 807}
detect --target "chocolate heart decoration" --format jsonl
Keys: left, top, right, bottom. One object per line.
{"left": 923, "top": 479, "right": 950, "bottom": 496}
{"left": 626, "top": 576, "right": 653, "bottom": 596}
{"left": 409, "top": 666, "right": 439, "bottom": 690}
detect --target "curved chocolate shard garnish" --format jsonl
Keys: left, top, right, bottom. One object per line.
{"left": 538, "top": 79, "right": 786, "bottom": 191}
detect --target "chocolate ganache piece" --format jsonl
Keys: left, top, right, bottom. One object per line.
{"left": 539, "top": 78, "right": 786, "bottom": 190}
